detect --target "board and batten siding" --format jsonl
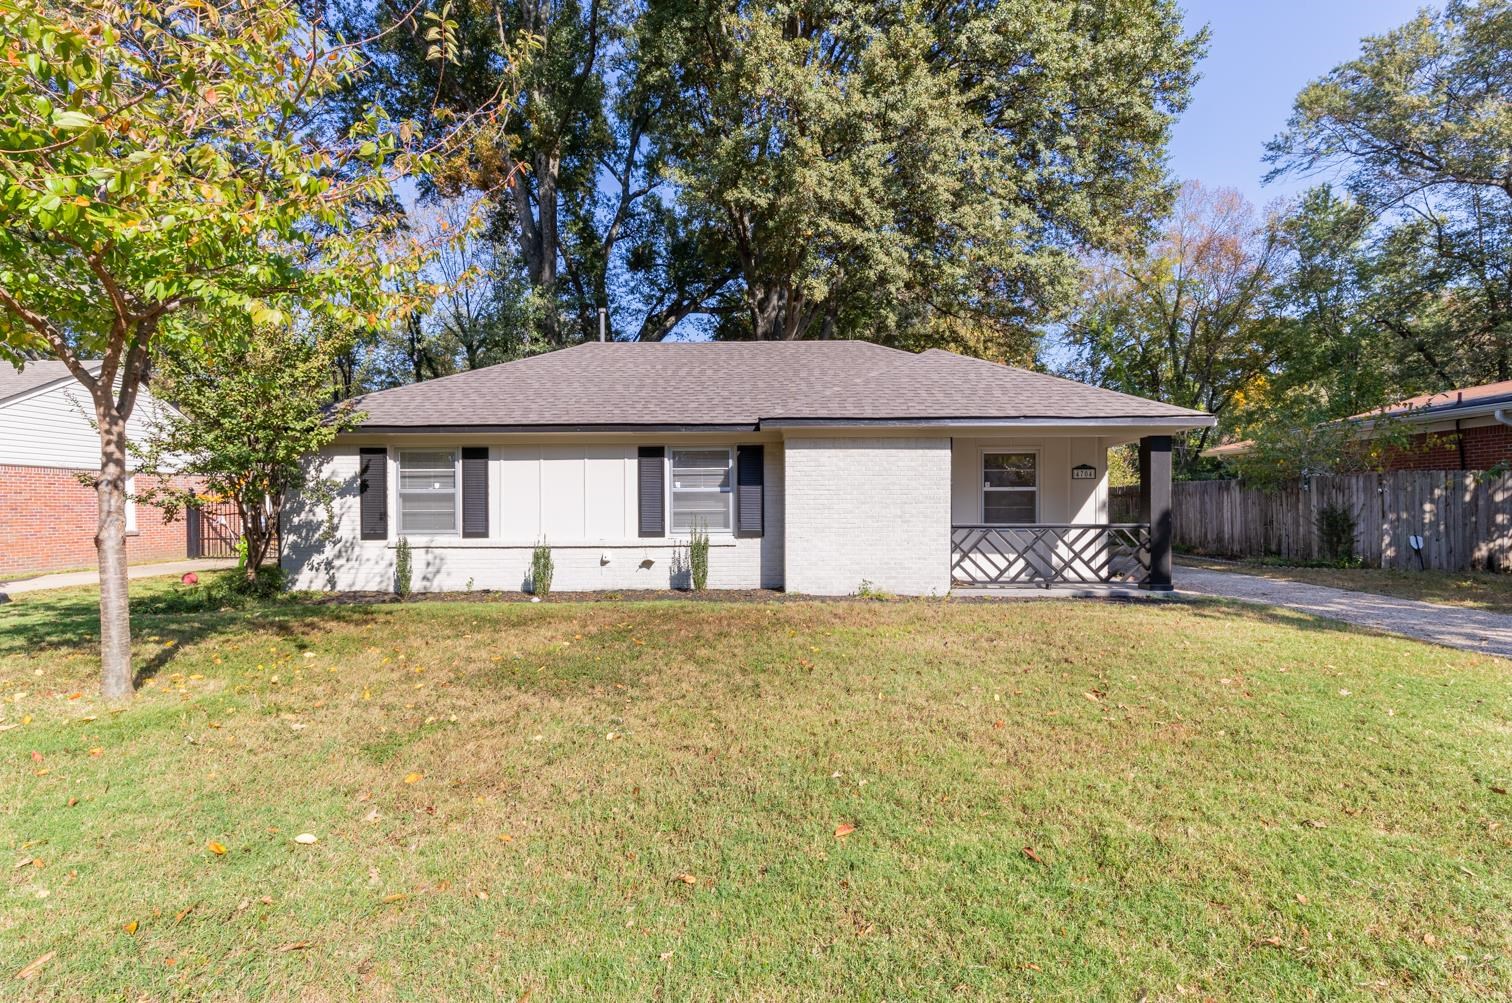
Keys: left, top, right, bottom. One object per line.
{"left": 948, "top": 436, "right": 1110, "bottom": 525}
{"left": 0, "top": 377, "right": 177, "bottom": 470}
{"left": 282, "top": 441, "right": 785, "bottom": 593}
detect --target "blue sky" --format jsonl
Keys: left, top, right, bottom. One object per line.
{"left": 1168, "top": 0, "right": 1425, "bottom": 210}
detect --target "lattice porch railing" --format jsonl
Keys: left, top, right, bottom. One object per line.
{"left": 950, "top": 524, "right": 1151, "bottom": 588}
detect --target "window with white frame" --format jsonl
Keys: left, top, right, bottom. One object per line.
{"left": 670, "top": 448, "right": 733, "bottom": 533}
{"left": 398, "top": 450, "right": 459, "bottom": 535}
{"left": 982, "top": 451, "right": 1037, "bottom": 524}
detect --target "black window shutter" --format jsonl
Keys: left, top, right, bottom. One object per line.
{"left": 638, "top": 446, "right": 665, "bottom": 537}
{"left": 461, "top": 447, "right": 488, "bottom": 538}
{"left": 736, "top": 444, "right": 764, "bottom": 536}
{"left": 358, "top": 448, "right": 387, "bottom": 541}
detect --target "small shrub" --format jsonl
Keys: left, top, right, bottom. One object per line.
{"left": 855, "top": 578, "right": 892, "bottom": 600}
{"left": 529, "top": 539, "right": 554, "bottom": 597}
{"left": 689, "top": 521, "right": 710, "bottom": 591}
{"left": 395, "top": 538, "right": 413, "bottom": 598}
{"left": 1315, "top": 502, "right": 1357, "bottom": 566}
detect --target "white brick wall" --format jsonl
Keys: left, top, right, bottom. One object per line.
{"left": 783, "top": 436, "right": 951, "bottom": 596}
{"left": 281, "top": 444, "right": 785, "bottom": 593}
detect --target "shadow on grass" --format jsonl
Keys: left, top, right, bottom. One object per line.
{"left": 1177, "top": 592, "right": 1406, "bottom": 641}
{"left": 0, "top": 574, "right": 388, "bottom": 687}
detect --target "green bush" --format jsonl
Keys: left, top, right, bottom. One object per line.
{"left": 689, "top": 522, "right": 710, "bottom": 591}
{"left": 395, "top": 538, "right": 413, "bottom": 598}
{"left": 1315, "top": 502, "right": 1357, "bottom": 566}
{"left": 530, "top": 539, "right": 554, "bottom": 597}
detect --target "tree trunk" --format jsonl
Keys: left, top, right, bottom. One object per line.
{"left": 95, "top": 407, "right": 133, "bottom": 700}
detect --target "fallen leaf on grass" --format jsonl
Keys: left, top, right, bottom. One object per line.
{"left": 1021, "top": 846, "right": 1044, "bottom": 865}
{"left": 834, "top": 823, "right": 856, "bottom": 840}
{"left": 123, "top": 920, "right": 138, "bottom": 935}
{"left": 382, "top": 893, "right": 406, "bottom": 903}
{"left": 174, "top": 903, "right": 197, "bottom": 926}
{"left": 207, "top": 841, "right": 227, "bottom": 855}
{"left": 403, "top": 772, "right": 423, "bottom": 785}
{"left": 275, "top": 941, "right": 311, "bottom": 952}
{"left": 16, "top": 951, "right": 55, "bottom": 980}
{"left": 1258, "top": 936, "right": 1284, "bottom": 948}
{"left": 676, "top": 874, "right": 697, "bottom": 886}
{"left": 1491, "top": 785, "right": 1508, "bottom": 795}
{"left": 497, "top": 833, "right": 513, "bottom": 843}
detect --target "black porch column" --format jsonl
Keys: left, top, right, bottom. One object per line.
{"left": 1138, "top": 435, "right": 1173, "bottom": 590}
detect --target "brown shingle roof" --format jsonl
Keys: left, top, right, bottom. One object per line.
{"left": 350, "top": 342, "right": 1209, "bottom": 429}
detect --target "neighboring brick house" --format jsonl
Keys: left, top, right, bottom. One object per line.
{"left": 0, "top": 360, "right": 191, "bottom": 580}
{"left": 282, "top": 341, "right": 1213, "bottom": 595}
{"left": 1205, "top": 380, "right": 1512, "bottom": 473}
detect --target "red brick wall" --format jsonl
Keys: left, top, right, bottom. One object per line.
{"left": 1378, "top": 424, "right": 1512, "bottom": 472}
{"left": 0, "top": 465, "right": 192, "bottom": 579}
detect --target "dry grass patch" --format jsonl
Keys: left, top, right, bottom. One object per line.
{"left": 1, "top": 576, "right": 1509, "bottom": 1001}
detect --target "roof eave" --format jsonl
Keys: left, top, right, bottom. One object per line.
{"left": 758, "top": 415, "right": 1216, "bottom": 430}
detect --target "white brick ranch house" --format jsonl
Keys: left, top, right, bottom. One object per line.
{"left": 281, "top": 342, "right": 1213, "bottom": 595}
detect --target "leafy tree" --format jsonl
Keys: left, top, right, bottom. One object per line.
{"left": 639, "top": 0, "right": 1205, "bottom": 355}
{"left": 136, "top": 329, "right": 364, "bottom": 584}
{"left": 0, "top": 1, "right": 499, "bottom": 697}
{"left": 1063, "top": 183, "right": 1286, "bottom": 471}
{"left": 1265, "top": 0, "right": 1512, "bottom": 389}
{"left": 314, "top": 0, "right": 644, "bottom": 344}
{"left": 1265, "top": 1, "right": 1511, "bottom": 209}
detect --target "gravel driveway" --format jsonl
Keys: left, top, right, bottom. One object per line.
{"left": 1178, "top": 567, "right": 1512, "bottom": 659}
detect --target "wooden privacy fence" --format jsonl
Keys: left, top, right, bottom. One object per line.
{"left": 1110, "top": 471, "right": 1512, "bottom": 572}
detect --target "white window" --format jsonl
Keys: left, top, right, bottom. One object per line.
{"left": 982, "top": 451, "right": 1037, "bottom": 524}
{"left": 670, "top": 447, "right": 732, "bottom": 534}
{"left": 124, "top": 474, "right": 137, "bottom": 533}
{"left": 398, "top": 450, "right": 459, "bottom": 536}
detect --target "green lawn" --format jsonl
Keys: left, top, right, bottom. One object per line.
{"left": 1178, "top": 555, "right": 1512, "bottom": 614}
{"left": 2, "top": 577, "right": 1509, "bottom": 1001}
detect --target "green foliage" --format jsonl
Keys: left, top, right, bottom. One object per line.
{"left": 1263, "top": 1, "right": 1512, "bottom": 394}
{"left": 642, "top": 0, "right": 1205, "bottom": 355}
{"left": 854, "top": 579, "right": 892, "bottom": 600}
{"left": 688, "top": 522, "right": 710, "bottom": 592}
{"left": 136, "top": 327, "right": 364, "bottom": 580}
{"left": 326, "top": 0, "right": 1203, "bottom": 355}
{"left": 1106, "top": 445, "right": 1140, "bottom": 489}
{"left": 1314, "top": 503, "right": 1358, "bottom": 567}
{"left": 1063, "top": 182, "right": 1284, "bottom": 472}
{"left": 0, "top": 0, "right": 511, "bottom": 695}
{"left": 395, "top": 539, "right": 414, "bottom": 599}
{"left": 529, "top": 540, "right": 554, "bottom": 597}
